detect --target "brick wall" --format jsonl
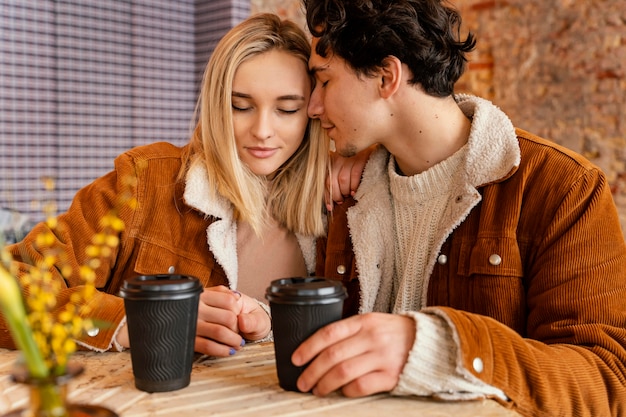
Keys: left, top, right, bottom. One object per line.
{"left": 252, "top": 0, "right": 626, "bottom": 234}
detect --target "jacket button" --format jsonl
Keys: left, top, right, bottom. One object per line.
{"left": 87, "top": 327, "right": 100, "bottom": 337}
{"left": 168, "top": 265, "right": 175, "bottom": 273}
{"left": 336, "top": 265, "right": 346, "bottom": 275}
{"left": 488, "top": 254, "right": 502, "bottom": 266}
{"left": 472, "top": 357, "right": 484, "bottom": 373}
{"left": 437, "top": 254, "right": 447, "bottom": 265}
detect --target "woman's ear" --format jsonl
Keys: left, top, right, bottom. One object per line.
{"left": 379, "top": 56, "right": 403, "bottom": 99}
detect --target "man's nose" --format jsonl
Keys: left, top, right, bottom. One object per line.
{"left": 308, "top": 87, "right": 323, "bottom": 119}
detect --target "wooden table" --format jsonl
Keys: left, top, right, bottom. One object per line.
{"left": 0, "top": 343, "right": 519, "bottom": 416}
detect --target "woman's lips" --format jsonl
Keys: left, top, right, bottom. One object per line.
{"left": 247, "top": 147, "right": 278, "bottom": 158}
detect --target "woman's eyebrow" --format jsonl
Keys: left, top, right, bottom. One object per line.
{"left": 232, "top": 91, "right": 251, "bottom": 98}
{"left": 232, "top": 91, "right": 305, "bottom": 101}
{"left": 277, "top": 94, "right": 306, "bottom": 101}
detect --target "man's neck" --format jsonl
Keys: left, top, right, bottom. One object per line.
{"left": 384, "top": 94, "right": 470, "bottom": 176}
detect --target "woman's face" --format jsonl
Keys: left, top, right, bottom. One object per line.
{"left": 232, "top": 49, "right": 311, "bottom": 178}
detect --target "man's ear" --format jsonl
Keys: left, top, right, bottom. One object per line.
{"left": 379, "top": 56, "right": 403, "bottom": 99}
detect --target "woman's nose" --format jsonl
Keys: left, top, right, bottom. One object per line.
{"left": 251, "top": 112, "right": 274, "bottom": 140}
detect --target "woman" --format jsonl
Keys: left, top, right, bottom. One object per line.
{"left": 0, "top": 13, "right": 329, "bottom": 358}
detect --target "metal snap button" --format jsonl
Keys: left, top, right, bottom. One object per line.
{"left": 336, "top": 265, "right": 346, "bottom": 275}
{"left": 87, "top": 327, "right": 100, "bottom": 337}
{"left": 488, "top": 254, "right": 502, "bottom": 266}
{"left": 437, "top": 254, "right": 447, "bottom": 265}
{"left": 472, "top": 357, "right": 484, "bottom": 373}
{"left": 168, "top": 265, "right": 175, "bottom": 273}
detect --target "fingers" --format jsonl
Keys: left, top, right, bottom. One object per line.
{"left": 238, "top": 307, "right": 271, "bottom": 341}
{"left": 292, "top": 317, "right": 357, "bottom": 365}
{"left": 198, "top": 286, "right": 242, "bottom": 331}
{"left": 194, "top": 333, "right": 244, "bottom": 357}
{"left": 335, "top": 163, "right": 357, "bottom": 199}
{"left": 195, "top": 286, "right": 245, "bottom": 355}
{"left": 324, "top": 177, "right": 342, "bottom": 211}
{"left": 311, "top": 352, "right": 397, "bottom": 397}
{"left": 195, "top": 320, "right": 244, "bottom": 356}
{"left": 326, "top": 146, "right": 375, "bottom": 211}
{"left": 200, "top": 286, "right": 242, "bottom": 313}
{"left": 298, "top": 339, "right": 368, "bottom": 395}
{"left": 340, "top": 370, "right": 398, "bottom": 397}
{"left": 196, "top": 288, "right": 271, "bottom": 354}
{"left": 294, "top": 313, "right": 416, "bottom": 397}
{"left": 326, "top": 153, "right": 356, "bottom": 211}
{"left": 235, "top": 294, "right": 271, "bottom": 341}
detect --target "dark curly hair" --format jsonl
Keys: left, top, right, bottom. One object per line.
{"left": 303, "top": 0, "right": 476, "bottom": 97}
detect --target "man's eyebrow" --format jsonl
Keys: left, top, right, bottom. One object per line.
{"left": 309, "top": 62, "right": 329, "bottom": 74}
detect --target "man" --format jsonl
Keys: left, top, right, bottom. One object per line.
{"left": 293, "top": 1, "right": 626, "bottom": 416}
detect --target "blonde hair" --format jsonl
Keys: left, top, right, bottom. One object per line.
{"left": 181, "top": 13, "right": 328, "bottom": 237}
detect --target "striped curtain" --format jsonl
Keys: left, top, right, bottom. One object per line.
{"left": 0, "top": 0, "right": 249, "bottom": 224}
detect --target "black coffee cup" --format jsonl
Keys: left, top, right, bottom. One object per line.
{"left": 119, "top": 274, "right": 203, "bottom": 393}
{"left": 265, "top": 277, "right": 347, "bottom": 392}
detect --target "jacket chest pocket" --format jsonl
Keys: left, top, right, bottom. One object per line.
{"left": 460, "top": 237, "right": 523, "bottom": 277}
{"left": 134, "top": 241, "right": 227, "bottom": 287}
{"left": 430, "top": 237, "right": 527, "bottom": 334}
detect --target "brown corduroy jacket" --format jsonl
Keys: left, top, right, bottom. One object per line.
{"left": 0, "top": 143, "right": 236, "bottom": 352}
{"left": 316, "top": 98, "right": 626, "bottom": 416}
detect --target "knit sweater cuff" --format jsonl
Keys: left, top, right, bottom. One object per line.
{"left": 392, "top": 311, "right": 458, "bottom": 396}
{"left": 392, "top": 311, "right": 507, "bottom": 401}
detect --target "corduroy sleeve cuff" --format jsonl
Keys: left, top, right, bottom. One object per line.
{"left": 392, "top": 311, "right": 506, "bottom": 401}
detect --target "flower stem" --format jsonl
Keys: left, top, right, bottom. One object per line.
{"left": 0, "top": 265, "right": 49, "bottom": 378}
{"left": 31, "top": 380, "right": 69, "bottom": 417}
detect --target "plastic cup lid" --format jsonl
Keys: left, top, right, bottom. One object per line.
{"left": 119, "top": 274, "right": 203, "bottom": 300}
{"left": 265, "top": 277, "right": 347, "bottom": 304}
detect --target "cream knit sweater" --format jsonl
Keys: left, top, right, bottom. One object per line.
{"left": 388, "top": 146, "right": 504, "bottom": 399}
{"left": 389, "top": 146, "right": 467, "bottom": 313}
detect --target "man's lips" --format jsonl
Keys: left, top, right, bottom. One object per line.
{"left": 246, "top": 147, "right": 278, "bottom": 159}
{"left": 321, "top": 124, "right": 335, "bottom": 136}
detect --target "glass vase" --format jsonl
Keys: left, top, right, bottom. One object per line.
{"left": 3, "top": 364, "right": 118, "bottom": 417}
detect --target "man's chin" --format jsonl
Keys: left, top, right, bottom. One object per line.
{"left": 337, "top": 143, "right": 358, "bottom": 158}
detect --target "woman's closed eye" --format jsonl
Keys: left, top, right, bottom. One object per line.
{"left": 278, "top": 108, "right": 301, "bottom": 115}
{"left": 232, "top": 104, "right": 302, "bottom": 115}
{"left": 232, "top": 104, "right": 250, "bottom": 112}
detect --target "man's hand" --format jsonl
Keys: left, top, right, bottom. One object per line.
{"left": 292, "top": 312, "right": 415, "bottom": 397}
{"left": 326, "top": 145, "right": 377, "bottom": 211}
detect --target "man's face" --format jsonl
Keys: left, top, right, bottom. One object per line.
{"left": 308, "top": 37, "right": 381, "bottom": 157}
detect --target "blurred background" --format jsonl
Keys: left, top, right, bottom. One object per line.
{"left": 2, "top": 0, "right": 625, "bottom": 237}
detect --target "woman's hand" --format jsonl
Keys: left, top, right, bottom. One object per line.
{"left": 237, "top": 292, "right": 271, "bottom": 341}
{"left": 195, "top": 285, "right": 245, "bottom": 356}
{"left": 117, "top": 285, "right": 271, "bottom": 357}
{"left": 194, "top": 285, "right": 271, "bottom": 357}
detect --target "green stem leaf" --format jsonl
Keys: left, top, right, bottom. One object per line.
{"left": 0, "top": 266, "right": 49, "bottom": 378}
